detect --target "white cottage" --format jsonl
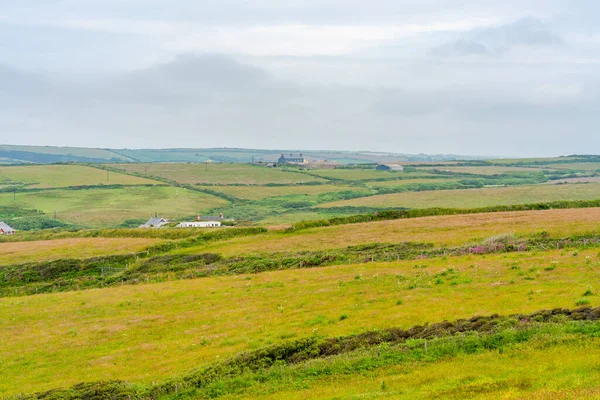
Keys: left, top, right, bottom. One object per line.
{"left": 0, "top": 222, "right": 15, "bottom": 235}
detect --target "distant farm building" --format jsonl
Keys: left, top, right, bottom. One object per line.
{"left": 0, "top": 222, "right": 15, "bottom": 235}
{"left": 139, "top": 215, "right": 169, "bottom": 228}
{"left": 176, "top": 221, "right": 221, "bottom": 228}
{"left": 278, "top": 153, "right": 308, "bottom": 165}
{"left": 376, "top": 164, "right": 404, "bottom": 172}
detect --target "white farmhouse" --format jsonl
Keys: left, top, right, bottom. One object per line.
{"left": 176, "top": 221, "right": 221, "bottom": 228}
{"left": 0, "top": 222, "right": 15, "bottom": 235}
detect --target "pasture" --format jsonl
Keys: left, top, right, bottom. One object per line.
{"left": 2, "top": 157, "right": 600, "bottom": 399}
{"left": 108, "top": 163, "right": 325, "bottom": 185}
{"left": 304, "top": 169, "right": 430, "bottom": 181}
{"left": 317, "top": 183, "right": 600, "bottom": 209}
{"left": 414, "top": 166, "right": 547, "bottom": 175}
{"left": 0, "top": 186, "right": 229, "bottom": 227}
{"left": 366, "top": 178, "right": 460, "bottom": 187}
{"left": 1, "top": 248, "right": 599, "bottom": 396}
{"left": 177, "top": 207, "right": 600, "bottom": 256}
{"left": 0, "top": 165, "right": 159, "bottom": 188}
{"left": 210, "top": 184, "right": 357, "bottom": 201}
{"left": 543, "top": 162, "right": 600, "bottom": 171}
{"left": 0, "top": 237, "right": 160, "bottom": 264}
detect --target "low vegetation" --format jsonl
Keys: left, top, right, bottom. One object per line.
{"left": 1, "top": 155, "right": 600, "bottom": 399}
{"left": 11, "top": 307, "right": 600, "bottom": 399}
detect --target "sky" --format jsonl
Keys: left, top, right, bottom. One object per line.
{"left": 1, "top": 0, "right": 599, "bottom": 156}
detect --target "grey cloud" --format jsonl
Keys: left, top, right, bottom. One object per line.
{"left": 474, "top": 18, "right": 564, "bottom": 47}
{"left": 1, "top": 0, "right": 600, "bottom": 157}
{"left": 430, "top": 40, "right": 489, "bottom": 57}
{"left": 432, "top": 18, "right": 564, "bottom": 57}
{"left": 2, "top": 53, "right": 600, "bottom": 156}
{"left": 2, "top": 1, "right": 567, "bottom": 26}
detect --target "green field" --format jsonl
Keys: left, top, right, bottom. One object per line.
{"left": 543, "top": 162, "right": 600, "bottom": 171}
{"left": 211, "top": 184, "right": 358, "bottom": 200}
{"left": 305, "top": 169, "right": 414, "bottom": 181}
{"left": 3, "top": 157, "right": 600, "bottom": 398}
{"left": 318, "top": 183, "right": 600, "bottom": 209}
{"left": 0, "top": 165, "right": 159, "bottom": 188}
{"left": 365, "top": 178, "right": 459, "bottom": 187}
{"left": 415, "top": 166, "right": 548, "bottom": 175}
{"left": 0, "top": 186, "right": 229, "bottom": 227}
{"left": 109, "top": 163, "right": 325, "bottom": 185}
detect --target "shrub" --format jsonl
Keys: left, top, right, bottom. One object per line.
{"left": 576, "top": 298, "right": 591, "bottom": 306}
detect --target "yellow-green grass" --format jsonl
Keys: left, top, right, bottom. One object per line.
{"left": 0, "top": 187, "right": 229, "bottom": 227}
{"left": 108, "top": 163, "right": 325, "bottom": 185}
{"left": 0, "top": 237, "right": 161, "bottom": 265}
{"left": 490, "top": 157, "right": 583, "bottom": 164}
{"left": 543, "top": 162, "right": 600, "bottom": 171}
{"left": 415, "top": 166, "right": 547, "bottom": 175}
{"left": 176, "top": 208, "right": 600, "bottom": 256}
{"left": 209, "top": 184, "right": 358, "bottom": 200}
{"left": 0, "top": 165, "right": 160, "bottom": 188}
{"left": 305, "top": 169, "right": 435, "bottom": 180}
{"left": 365, "top": 178, "right": 460, "bottom": 187}
{"left": 1, "top": 249, "right": 599, "bottom": 396}
{"left": 244, "top": 340, "right": 600, "bottom": 399}
{"left": 548, "top": 177, "right": 600, "bottom": 184}
{"left": 260, "top": 211, "right": 333, "bottom": 227}
{"left": 317, "top": 183, "right": 600, "bottom": 209}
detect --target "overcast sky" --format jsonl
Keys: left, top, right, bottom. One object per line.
{"left": 1, "top": 0, "right": 599, "bottom": 156}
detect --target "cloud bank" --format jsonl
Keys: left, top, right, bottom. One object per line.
{"left": 1, "top": 1, "right": 599, "bottom": 156}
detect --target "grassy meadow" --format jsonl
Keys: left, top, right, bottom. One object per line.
{"left": 108, "top": 163, "right": 325, "bottom": 185}
{"left": 318, "top": 183, "right": 600, "bottom": 209}
{"left": 0, "top": 237, "right": 161, "bottom": 264}
{"left": 304, "top": 169, "right": 420, "bottom": 181}
{"left": 0, "top": 165, "right": 159, "bottom": 188}
{"left": 0, "top": 186, "right": 229, "bottom": 227}
{"left": 2, "top": 156, "right": 600, "bottom": 398}
{"left": 2, "top": 247, "right": 600, "bottom": 396}
{"left": 174, "top": 208, "right": 600, "bottom": 256}
{"left": 209, "top": 184, "right": 357, "bottom": 201}
{"left": 414, "top": 165, "right": 548, "bottom": 175}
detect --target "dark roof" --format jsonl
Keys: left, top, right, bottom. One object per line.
{"left": 143, "top": 217, "right": 167, "bottom": 226}
{"left": 200, "top": 216, "right": 224, "bottom": 221}
{"left": 377, "top": 164, "right": 404, "bottom": 170}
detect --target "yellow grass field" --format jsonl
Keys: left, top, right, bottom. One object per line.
{"left": 0, "top": 165, "right": 159, "bottom": 188}
{"left": 179, "top": 208, "right": 600, "bottom": 256}
{"left": 317, "top": 183, "right": 600, "bottom": 209}
{"left": 0, "top": 237, "right": 161, "bottom": 265}
{"left": 1, "top": 248, "right": 598, "bottom": 396}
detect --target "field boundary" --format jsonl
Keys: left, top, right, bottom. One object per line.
{"left": 288, "top": 199, "right": 600, "bottom": 231}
